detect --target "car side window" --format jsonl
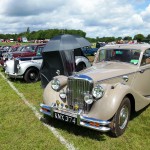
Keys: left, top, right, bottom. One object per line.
{"left": 99, "top": 49, "right": 106, "bottom": 62}
{"left": 36, "top": 47, "right": 44, "bottom": 55}
{"left": 141, "top": 49, "right": 150, "bottom": 66}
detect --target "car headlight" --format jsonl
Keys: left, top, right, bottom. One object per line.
{"left": 51, "top": 78, "right": 60, "bottom": 91}
{"left": 84, "top": 93, "right": 93, "bottom": 104}
{"left": 17, "top": 64, "right": 20, "bottom": 69}
{"left": 92, "top": 85, "right": 104, "bottom": 99}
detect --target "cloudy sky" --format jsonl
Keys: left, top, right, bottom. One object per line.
{"left": 0, "top": 0, "right": 150, "bottom": 38}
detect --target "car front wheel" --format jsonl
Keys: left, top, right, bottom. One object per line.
{"left": 110, "top": 97, "right": 131, "bottom": 137}
{"left": 24, "top": 68, "right": 39, "bottom": 83}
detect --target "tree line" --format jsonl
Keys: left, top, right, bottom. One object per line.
{"left": 0, "top": 28, "right": 150, "bottom": 43}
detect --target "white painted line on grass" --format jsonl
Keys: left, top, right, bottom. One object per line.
{"left": 0, "top": 72, "right": 76, "bottom": 150}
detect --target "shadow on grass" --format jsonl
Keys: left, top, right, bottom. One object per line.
{"left": 0, "top": 67, "right": 5, "bottom": 72}
{"left": 130, "top": 104, "right": 150, "bottom": 120}
{"left": 8, "top": 77, "right": 24, "bottom": 82}
{"left": 40, "top": 116, "right": 107, "bottom": 141}
{"left": 7, "top": 76, "right": 41, "bottom": 85}
{"left": 40, "top": 104, "right": 150, "bottom": 141}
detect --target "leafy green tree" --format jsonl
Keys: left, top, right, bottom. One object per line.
{"left": 116, "top": 37, "right": 122, "bottom": 41}
{"left": 146, "top": 34, "right": 150, "bottom": 39}
{"left": 134, "top": 34, "right": 145, "bottom": 42}
{"left": 123, "top": 36, "right": 132, "bottom": 41}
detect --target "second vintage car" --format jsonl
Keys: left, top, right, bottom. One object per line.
{"left": 0, "top": 43, "right": 46, "bottom": 66}
{"left": 5, "top": 48, "right": 91, "bottom": 83}
{"left": 40, "top": 44, "right": 150, "bottom": 137}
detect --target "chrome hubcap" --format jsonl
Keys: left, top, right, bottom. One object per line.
{"left": 30, "top": 73, "right": 36, "bottom": 79}
{"left": 119, "top": 105, "right": 129, "bottom": 129}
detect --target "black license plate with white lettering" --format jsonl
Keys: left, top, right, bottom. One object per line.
{"left": 54, "top": 112, "right": 77, "bottom": 124}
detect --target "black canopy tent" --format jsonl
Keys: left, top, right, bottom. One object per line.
{"left": 40, "top": 34, "right": 91, "bottom": 88}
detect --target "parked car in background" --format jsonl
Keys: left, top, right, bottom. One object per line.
{"left": 4, "top": 46, "right": 44, "bottom": 82}
{"left": 5, "top": 47, "right": 91, "bottom": 83}
{"left": 0, "top": 45, "right": 21, "bottom": 66}
{"left": 6, "top": 43, "right": 46, "bottom": 59}
{"left": 0, "top": 46, "right": 11, "bottom": 57}
{"left": 96, "top": 42, "right": 106, "bottom": 48}
{"left": 0, "top": 43, "right": 46, "bottom": 66}
{"left": 5, "top": 56, "right": 43, "bottom": 82}
{"left": 82, "top": 46, "right": 98, "bottom": 56}
{"left": 40, "top": 44, "right": 150, "bottom": 137}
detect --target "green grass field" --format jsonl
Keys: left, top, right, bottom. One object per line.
{"left": 0, "top": 66, "right": 150, "bottom": 149}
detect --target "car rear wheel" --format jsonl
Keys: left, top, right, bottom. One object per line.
{"left": 24, "top": 68, "right": 39, "bottom": 83}
{"left": 110, "top": 97, "right": 131, "bottom": 137}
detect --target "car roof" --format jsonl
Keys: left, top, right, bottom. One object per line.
{"left": 100, "top": 44, "right": 150, "bottom": 52}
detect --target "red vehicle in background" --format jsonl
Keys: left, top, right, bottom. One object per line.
{"left": 1, "top": 43, "right": 46, "bottom": 66}
{"left": 9, "top": 43, "right": 46, "bottom": 58}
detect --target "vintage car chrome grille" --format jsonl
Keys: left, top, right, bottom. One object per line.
{"left": 66, "top": 75, "right": 93, "bottom": 111}
{"left": 14, "top": 59, "right": 19, "bottom": 73}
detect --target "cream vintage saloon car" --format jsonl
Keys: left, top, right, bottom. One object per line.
{"left": 40, "top": 44, "right": 150, "bottom": 137}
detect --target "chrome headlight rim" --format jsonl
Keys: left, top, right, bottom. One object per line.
{"left": 84, "top": 92, "right": 94, "bottom": 105}
{"left": 51, "top": 78, "right": 60, "bottom": 91}
{"left": 92, "top": 85, "right": 104, "bottom": 100}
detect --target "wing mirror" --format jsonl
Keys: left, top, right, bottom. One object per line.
{"left": 122, "top": 75, "right": 128, "bottom": 82}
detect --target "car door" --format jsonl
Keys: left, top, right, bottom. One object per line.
{"left": 132, "top": 49, "right": 150, "bottom": 96}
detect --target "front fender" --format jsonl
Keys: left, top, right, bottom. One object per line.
{"left": 87, "top": 83, "right": 132, "bottom": 120}
{"left": 75, "top": 56, "right": 91, "bottom": 68}
{"left": 19, "top": 61, "right": 42, "bottom": 75}
{"left": 43, "top": 75, "right": 68, "bottom": 106}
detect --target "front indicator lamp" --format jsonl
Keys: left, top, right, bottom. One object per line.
{"left": 74, "top": 104, "right": 79, "bottom": 110}
{"left": 59, "top": 90, "right": 66, "bottom": 99}
{"left": 56, "top": 100, "right": 60, "bottom": 106}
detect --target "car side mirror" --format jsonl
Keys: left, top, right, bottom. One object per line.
{"left": 122, "top": 75, "right": 128, "bottom": 82}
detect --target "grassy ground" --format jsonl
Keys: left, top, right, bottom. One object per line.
{"left": 0, "top": 66, "right": 150, "bottom": 150}
{"left": 0, "top": 73, "right": 67, "bottom": 150}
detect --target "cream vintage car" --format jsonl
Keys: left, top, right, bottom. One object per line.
{"left": 40, "top": 44, "right": 150, "bottom": 137}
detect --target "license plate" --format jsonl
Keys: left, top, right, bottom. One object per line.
{"left": 54, "top": 112, "right": 76, "bottom": 124}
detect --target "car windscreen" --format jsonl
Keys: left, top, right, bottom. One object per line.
{"left": 36, "top": 46, "right": 44, "bottom": 56}
{"left": 21, "top": 46, "right": 34, "bottom": 52}
{"left": 17, "top": 46, "right": 24, "bottom": 51}
{"left": 99, "top": 49, "right": 141, "bottom": 65}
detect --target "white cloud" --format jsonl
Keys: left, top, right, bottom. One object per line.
{"left": 0, "top": 0, "right": 150, "bottom": 37}
{"left": 141, "top": 4, "right": 150, "bottom": 20}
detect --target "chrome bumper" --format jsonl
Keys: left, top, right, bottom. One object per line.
{"left": 5, "top": 72, "right": 23, "bottom": 79}
{"left": 40, "top": 103, "right": 111, "bottom": 132}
